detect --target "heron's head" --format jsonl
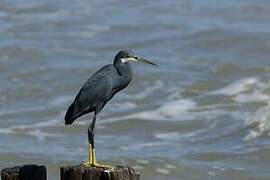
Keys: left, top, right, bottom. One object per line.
{"left": 114, "top": 50, "right": 157, "bottom": 66}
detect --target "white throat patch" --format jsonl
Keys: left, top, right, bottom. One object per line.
{"left": 120, "top": 57, "right": 137, "bottom": 63}
{"left": 120, "top": 58, "right": 128, "bottom": 63}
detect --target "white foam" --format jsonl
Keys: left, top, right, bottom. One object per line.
{"left": 0, "top": 112, "right": 64, "bottom": 141}
{"left": 159, "top": 99, "right": 197, "bottom": 117}
{"left": 0, "top": 128, "right": 13, "bottom": 134}
{"left": 0, "top": 105, "right": 46, "bottom": 116}
{"left": 112, "top": 102, "right": 137, "bottom": 111}
{"left": 66, "top": 24, "right": 110, "bottom": 38}
{"left": 211, "top": 77, "right": 270, "bottom": 103}
{"left": 156, "top": 168, "right": 170, "bottom": 175}
{"left": 154, "top": 132, "right": 181, "bottom": 141}
{"left": 208, "top": 171, "right": 216, "bottom": 177}
{"left": 120, "top": 142, "right": 166, "bottom": 151}
{"left": 234, "top": 91, "right": 270, "bottom": 103}
{"left": 211, "top": 78, "right": 259, "bottom": 96}
{"left": 6, "top": 118, "right": 60, "bottom": 131}
{"left": 165, "top": 164, "right": 176, "bottom": 169}
{"left": 78, "top": 32, "right": 96, "bottom": 38}
{"left": 27, "top": 129, "right": 63, "bottom": 142}
{"left": 144, "top": 98, "right": 196, "bottom": 119}
{"left": 121, "top": 80, "right": 163, "bottom": 100}
{"left": 49, "top": 96, "right": 72, "bottom": 107}
{"left": 76, "top": 98, "right": 229, "bottom": 126}
{"left": 154, "top": 121, "right": 218, "bottom": 142}
{"left": 132, "top": 165, "right": 143, "bottom": 171}
{"left": 244, "top": 103, "right": 270, "bottom": 141}
{"left": 136, "top": 159, "right": 149, "bottom": 164}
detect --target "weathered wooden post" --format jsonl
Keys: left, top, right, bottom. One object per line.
{"left": 1, "top": 164, "right": 47, "bottom": 180}
{"left": 1, "top": 163, "right": 140, "bottom": 179}
{"left": 60, "top": 165, "right": 140, "bottom": 180}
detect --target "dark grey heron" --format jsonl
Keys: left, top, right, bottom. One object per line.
{"left": 65, "top": 50, "right": 157, "bottom": 167}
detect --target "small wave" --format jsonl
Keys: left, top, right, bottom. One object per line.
{"left": 90, "top": 99, "right": 226, "bottom": 125}
{"left": 2, "top": 117, "right": 61, "bottom": 132}
{"left": 97, "top": 99, "right": 198, "bottom": 124}
{"left": 211, "top": 77, "right": 270, "bottom": 103}
{"left": 211, "top": 78, "right": 259, "bottom": 96}
{"left": 154, "top": 121, "right": 218, "bottom": 142}
{"left": 0, "top": 105, "right": 47, "bottom": 116}
{"left": 234, "top": 91, "right": 270, "bottom": 103}
{"left": 156, "top": 168, "right": 170, "bottom": 175}
{"left": 158, "top": 99, "right": 196, "bottom": 118}
{"left": 26, "top": 129, "right": 63, "bottom": 142}
{"left": 49, "top": 95, "right": 72, "bottom": 107}
{"left": 154, "top": 131, "right": 206, "bottom": 141}
{"left": 120, "top": 80, "right": 163, "bottom": 100}
{"left": 111, "top": 102, "right": 137, "bottom": 112}
{"left": 244, "top": 103, "right": 270, "bottom": 141}
{"left": 0, "top": 93, "right": 228, "bottom": 140}
{"left": 0, "top": 96, "right": 71, "bottom": 117}
{"left": 0, "top": 112, "right": 64, "bottom": 141}
{"left": 69, "top": 24, "right": 110, "bottom": 38}
{"left": 120, "top": 142, "right": 166, "bottom": 151}
{"left": 154, "top": 132, "right": 181, "bottom": 141}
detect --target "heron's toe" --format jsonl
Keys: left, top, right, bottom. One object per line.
{"left": 94, "top": 161, "right": 113, "bottom": 169}
{"left": 82, "top": 161, "right": 112, "bottom": 169}
{"left": 82, "top": 161, "right": 93, "bottom": 167}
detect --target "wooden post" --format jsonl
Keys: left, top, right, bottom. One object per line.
{"left": 1, "top": 164, "right": 47, "bottom": 180}
{"left": 60, "top": 165, "right": 140, "bottom": 180}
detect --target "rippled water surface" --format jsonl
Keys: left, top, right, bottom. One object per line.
{"left": 1, "top": 0, "right": 270, "bottom": 179}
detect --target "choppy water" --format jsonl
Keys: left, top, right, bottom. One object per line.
{"left": 1, "top": 0, "right": 270, "bottom": 179}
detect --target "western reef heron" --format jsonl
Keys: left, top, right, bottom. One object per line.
{"left": 65, "top": 50, "right": 157, "bottom": 167}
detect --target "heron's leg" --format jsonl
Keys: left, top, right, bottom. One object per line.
{"left": 83, "top": 113, "right": 97, "bottom": 167}
{"left": 82, "top": 113, "right": 112, "bottom": 168}
{"left": 88, "top": 113, "right": 96, "bottom": 165}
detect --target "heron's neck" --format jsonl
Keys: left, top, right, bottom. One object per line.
{"left": 114, "top": 62, "right": 132, "bottom": 88}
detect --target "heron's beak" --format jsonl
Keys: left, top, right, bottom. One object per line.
{"left": 125, "top": 56, "right": 157, "bottom": 66}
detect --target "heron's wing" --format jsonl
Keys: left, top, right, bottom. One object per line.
{"left": 72, "top": 65, "right": 117, "bottom": 116}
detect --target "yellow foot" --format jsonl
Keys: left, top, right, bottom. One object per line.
{"left": 82, "top": 161, "right": 112, "bottom": 169}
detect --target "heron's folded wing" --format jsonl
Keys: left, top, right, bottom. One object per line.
{"left": 73, "top": 65, "right": 116, "bottom": 115}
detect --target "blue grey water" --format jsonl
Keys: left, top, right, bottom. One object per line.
{"left": 1, "top": 0, "right": 270, "bottom": 179}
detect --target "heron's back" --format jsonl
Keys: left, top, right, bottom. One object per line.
{"left": 65, "top": 65, "right": 119, "bottom": 124}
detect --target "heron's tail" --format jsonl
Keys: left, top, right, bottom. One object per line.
{"left": 65, "top": 103, "right": 76, "bottom": 125}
